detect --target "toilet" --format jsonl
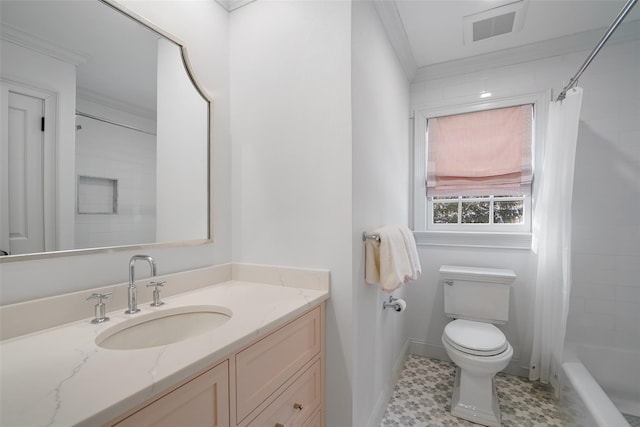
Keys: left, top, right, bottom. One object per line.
{"left": 440, "top": 265, "right": 516, "bottom": 427}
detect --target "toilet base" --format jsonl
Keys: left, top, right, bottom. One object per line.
{"left": 450, "top": 366, "right": 502, "bottom": 427}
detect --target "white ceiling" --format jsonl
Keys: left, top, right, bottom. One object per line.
{"left": 379, "top": 0, "right": 640, "bottom": 78}
{"left": 3, "top": 0, "right": 637, "bottom": 105}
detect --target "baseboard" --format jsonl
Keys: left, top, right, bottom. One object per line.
{"left": 367, "top": 339, "right": 410, "bottom": 427}
{"left": 408, "top": 339, "right": 529, "bottom": 378}
{"left": 409, "top": 339, "right": 450, "bottom": 361}
{"left": 502, "top": 359, "right": 529, "bottom": 378}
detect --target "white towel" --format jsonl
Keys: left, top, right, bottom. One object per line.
{"left": 365, "top": 225, "right": 421, "bottom": 292}
{"left": 399, "top": 225, "right": 421, "bottom": 282}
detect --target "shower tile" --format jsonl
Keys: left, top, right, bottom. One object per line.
{"left": 615, "top": 286, "right": 640, "bottom": 303}
{"left": 577, "top": 284, "right": 616, "bottom": 301}
{"left": 580, "top": 311, "right": 616, "bottom": 331}
{"left": 565, "top": 325, "right": 615, "bottom": 348}
{"left": 615, "top": 269, "right": 640, "bottom": 287}
{"left": 573, "top": 253, "right": 616, "bottom": 271}
{"left": 615, "top": 255, "right": 640, "bottom": 273}
{"left": 584, "top": 299, "right": 615, "bottom": 315}
{"left": 568, "top": 295, "right": 586, "bottom": 312}
{"left": 614, "top": 331, "right": 640, "bottom": 351}
{"left": 381, "top": 355, "right": 570, "bottom": 427}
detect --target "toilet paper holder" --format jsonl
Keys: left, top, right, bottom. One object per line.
{"left": 383, "top": 296, "right": 406, "bottom": 312}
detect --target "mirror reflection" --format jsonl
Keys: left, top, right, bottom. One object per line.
{"left": 0, "top": 0, "right": 211, "bottom": 259}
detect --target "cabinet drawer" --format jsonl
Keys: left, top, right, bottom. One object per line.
{"left": 236, "top": 307, "right": 321, "bottom": 423}
{"left": 247, "top": 359, "right": 321, "bottom": 427}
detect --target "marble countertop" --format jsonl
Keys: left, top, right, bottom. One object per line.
{"left": 0, "top": 281, "right": 329, "bottom": 427}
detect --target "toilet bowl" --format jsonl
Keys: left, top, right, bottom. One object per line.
{"left": 442, "top": 319, "right": 513, "bottom": 427}
{"left": 439, "top": 265, "right": 516, "bottom": 427}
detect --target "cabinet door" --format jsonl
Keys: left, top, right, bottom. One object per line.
{"left": 115, "top": 360, "right": 229, "bottom": 427}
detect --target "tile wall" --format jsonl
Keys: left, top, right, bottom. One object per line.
{"left": 75, "top": 115, "right": 156, "bottom": 249}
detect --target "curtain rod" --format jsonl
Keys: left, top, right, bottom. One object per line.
{"left": 75, "top": 111, "right": 156, "bottom": 136}
{"left": 556, "top": 0, "right": 638, "bottom": 101}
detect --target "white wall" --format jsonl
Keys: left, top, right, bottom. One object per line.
{"left": 0, "top": 0, "right": 231, "bottom": 305}
{"left": 351, "top": 2, "right": 411, "bottom": 426}
{"left": 229, "top": 2, "right": 353, "bottom": 425}
{"left": 407, "top": 37, "right": 640, "bottom": 375}
{"left": 156, "top": 38, "right": 208, "bottom": 242}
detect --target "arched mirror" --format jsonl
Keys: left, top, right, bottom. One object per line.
{"left": 0, "top": 0, "right": 213, "bottom": 261}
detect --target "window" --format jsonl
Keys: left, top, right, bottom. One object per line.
{"left": 431, "top": 195, "right": 525, "bottom": 227}
{"left": 412, "top": 92, "right": 548, "bottom": 246}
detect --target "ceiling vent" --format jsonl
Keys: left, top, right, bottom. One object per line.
{"left": 464, "top": 0, "right": 528, "bottom": 44}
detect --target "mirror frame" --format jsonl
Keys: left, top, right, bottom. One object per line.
{"left": 0, "top": 0, "right": 214, "bottom": 263}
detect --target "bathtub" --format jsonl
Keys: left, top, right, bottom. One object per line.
{"left": 560, "top": 343, "right": 639, "bottom": 426}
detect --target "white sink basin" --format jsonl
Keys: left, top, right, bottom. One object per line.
{"left": 96, "top": 305, "right": 232, "bottom": 350}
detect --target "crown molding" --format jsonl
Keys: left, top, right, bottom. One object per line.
{"left": 413, "top": 18, "right": 640, "bottom": 83}
{"left": 373, "top": 0, "right": 418, "bottom": 81}
{"left": 0, "top": 23, "right": 89, "bottom": 66}
{"left": 215, "top": 0, "right": 257, "bottom": 12}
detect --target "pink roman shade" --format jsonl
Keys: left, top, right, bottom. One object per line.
{"left": 427, "top": 104, "right": 533, "bottom": 197}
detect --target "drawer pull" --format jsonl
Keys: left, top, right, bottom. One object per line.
{"left": 293, "top": 403, "right": 303, "bottom": 411}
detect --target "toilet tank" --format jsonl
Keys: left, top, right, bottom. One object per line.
{"left": 441, "top": 265, "right": 516, "bottom": 324}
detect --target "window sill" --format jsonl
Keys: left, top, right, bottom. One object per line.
{"left": 413, "top": 231, "right": 532, "bottom": 250}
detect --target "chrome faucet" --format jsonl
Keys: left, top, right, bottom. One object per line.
{"left": 126, "top": 255, "right": 157, "bottom": 314}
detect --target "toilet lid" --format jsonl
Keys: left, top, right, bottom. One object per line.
{"left": 443, "top": 319, "right": 508, "bottom": 356}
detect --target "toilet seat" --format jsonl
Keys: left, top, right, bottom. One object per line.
{"left": 443, "top": 319, "right": 508, "bottom": 356}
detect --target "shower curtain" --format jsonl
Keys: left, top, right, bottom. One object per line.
{"left": 529, "top": 87, "right": 583, "bottom": 391}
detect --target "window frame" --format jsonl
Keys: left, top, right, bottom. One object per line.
{"left": 411, "top": 91, "right": 549, "bottom": 248}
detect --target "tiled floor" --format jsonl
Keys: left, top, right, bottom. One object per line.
{"left": 381, "top": 355, "right": 570, "bottom": 427}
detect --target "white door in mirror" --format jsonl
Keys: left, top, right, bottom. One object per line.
{"left": 3, "top": 91, "right": 46, "bottom": 255}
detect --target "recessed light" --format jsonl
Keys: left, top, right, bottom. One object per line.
{"left": 480, "top": 92, "right": 492, "bottom": 98}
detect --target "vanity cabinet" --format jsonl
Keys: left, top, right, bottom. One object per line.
{"left": 107, "top": 304, "right": 324, "bottom": 427}
{"left": 114, "top": 360, "right": 230, "bottom": 427}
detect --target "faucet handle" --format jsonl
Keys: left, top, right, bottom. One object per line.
{"left": 147, "top": 281, "right": 166, "bottom": 289}
{"left": 147, "top": 281, "right": 166, "bottom": 307}
{"left": 87, "top": 292, "right": 112, "bottom": 324}
{"left": 86, "top": 292, "right": 112, "bottom": 302}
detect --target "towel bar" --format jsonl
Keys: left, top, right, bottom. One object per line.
{"left": 362, "top": 232, "right": 381, "bottom": 242}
